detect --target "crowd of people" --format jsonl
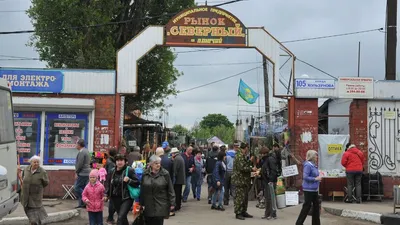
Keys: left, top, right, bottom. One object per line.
{"left": 18, "top": 135, "right": 365, "bottom": 225}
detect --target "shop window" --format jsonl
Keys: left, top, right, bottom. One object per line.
{"left": 44, "top": 113, "right": 88, "bottom": 165}
{"left": 0, "top": 89, "right": 14, "bottom": 143}
{"left": 14, "top": 112, "right": 41, "bottom": 164}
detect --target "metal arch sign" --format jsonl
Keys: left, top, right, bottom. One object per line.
{"left": 165, "top": 6, "right": 246, "bottom": 47}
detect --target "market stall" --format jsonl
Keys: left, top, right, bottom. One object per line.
{"left": 317, "top": 134, "right": 349, "bottom": 200}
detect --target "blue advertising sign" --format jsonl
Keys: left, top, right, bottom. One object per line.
{"left": 295, "top": 79, "right": 335, "bottom": 89}
{"left": 14, "top": 112, "right": 41, "bottom": 165}
{"left": 44, "top": 113, "right": 88, "bottom": 165}
{"left": 0, "top": 69, "right": 64, "bottom": 93}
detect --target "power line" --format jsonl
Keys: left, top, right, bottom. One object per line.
{"left": 0, "top": 27, "right": 385, "bottom": 60}
{"left": 211, "top": 0, "right": 249, "bottom": 7}
{"left": 0, "top": 10, "right": 26, "bottom": 13}
{"left": 174, "top": 49, "right": 223, "bottom": 54}
{"left": 281, "top": 28, "right": 384, "bottom": 44}
{"left": 175, "top": 61, "right": 261, "bottom": 67}
{"left": 0, "top": 13, "right": 176, "bottom": 35}
{"left": 296, "top": 58, "right": 336, "bottom": 79}
{"left": 178, "top": 66, "right": 260, "bottom": 93}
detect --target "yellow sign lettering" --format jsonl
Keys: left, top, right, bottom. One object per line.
{"left": 327, "top": 144, "right": 343, "bottom": 154}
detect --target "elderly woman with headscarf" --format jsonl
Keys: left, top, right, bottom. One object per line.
{"left": 21, "top": 155, "right": 49, "bottom": 225}
{"left": 140, "top": 155, "right": 175, "bottom": 225}
{"left": 295, "top": 150, "right": 322, "bottom": 225}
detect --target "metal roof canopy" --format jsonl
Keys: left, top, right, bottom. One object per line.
{"left": 116, "top": 6, "right": 295, "bottom": 98}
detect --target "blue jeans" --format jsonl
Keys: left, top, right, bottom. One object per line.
{"left": 182, "top": 176, "right": 192, "bottom": 201}
{"left": 191, "top": 180, "right": 201, "bottom": 199}
{"left": 212, "top": 186, "right": 224, "bottom": 207}
{"left": 88, "top": 211, "right": 103, "bottom": 225}
{"left": 74, "top": 175, "right": 89, "bottom": 207}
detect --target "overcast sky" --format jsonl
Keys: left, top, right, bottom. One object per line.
{"left": 0, "top": 0, "right": 393, "bottom": 128}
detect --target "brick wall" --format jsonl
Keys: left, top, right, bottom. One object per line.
{"left": 291, "top": 98, "right": 319, "bottom": 187}
{"left": 292, "top": 98, "right": 319, "bottom": 159}
{"left": 382, "top": 177, "right": 400, "bottom": 198}
{"left": 349, "top": 100, "right": 368, "bottom": 171}
{"left": 12, "top": 93, "right": 117, "bottom": 152}
{"left": 44, "top": 170, "right": 76, "bottom": 197}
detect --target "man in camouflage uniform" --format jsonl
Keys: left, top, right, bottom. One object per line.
{"left": 232, "top": 142, "right": 256, "bottom": 220}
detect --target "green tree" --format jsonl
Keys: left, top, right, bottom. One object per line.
{"left": 27, "top": 0, "right": 195, "bottom": 112}
{"left": 171, "top": 124, "right": 189, "bottom": 135}
{"left": 191, "top": 122, "right": 235, "bottom": 144}
{"left": 212, "top": 125, "right": 235, "bottom": 144}
{"left": 199, "top": 114, "right": 234, "bottom": 129}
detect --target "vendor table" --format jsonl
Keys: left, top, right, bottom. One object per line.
{"left": 320, "top": 176, "right": 347, "bottom": 201}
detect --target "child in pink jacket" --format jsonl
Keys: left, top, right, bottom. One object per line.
{"left": 82, "top": 169, "right": 105, "bottom": 225}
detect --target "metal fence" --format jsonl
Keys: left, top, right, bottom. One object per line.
{"left": 394, "top": 185, "right": 400, "bottom": 214}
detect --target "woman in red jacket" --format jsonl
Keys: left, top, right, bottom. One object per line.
{"left": 341, "top": 143, "right": 364, "bottom": 203}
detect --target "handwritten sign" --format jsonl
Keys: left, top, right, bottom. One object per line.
{"left": 285, "top": 191, "right": 299, "bottom": 205}
{"left": 327, "top": 144, "right": 342, "bottom": 154}
{"left": 165, "top": 6, "right": 246, "bottom": 47}
{"left": 282, "top": 165, "right": 299, "bottom": 177}
{"left": 0, "top": 69, "right": 64, "bottom": 93}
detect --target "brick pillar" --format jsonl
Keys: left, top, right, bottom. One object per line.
{"left": 293, "top": 98, "right": 319, "bottom": 158}
{"left": 291, "top": 98, "right": 319, "bottom": 187}
{"left": 349, "top": 99, "right": 368, "bottom": 171}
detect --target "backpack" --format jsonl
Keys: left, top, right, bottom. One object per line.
{"left": 205, "top": 151, "right": 218, "bottom": 174}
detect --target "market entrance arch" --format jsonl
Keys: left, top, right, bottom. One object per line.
{"left": 116, "top": 5, "right": 295, "bottom": 98}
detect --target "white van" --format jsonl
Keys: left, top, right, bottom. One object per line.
{"left": 0, "top": 78, "right": 19, "bottom": 220}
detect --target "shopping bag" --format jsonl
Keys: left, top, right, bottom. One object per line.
{"left": 125, "top": 166, "right": 140, "bottom": 199}
{"left": 132, "top": 212, "right": 145, "bottom": 225}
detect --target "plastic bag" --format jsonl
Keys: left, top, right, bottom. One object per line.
{"left": 275, "top": 177, "right": 286, "bottom": 195}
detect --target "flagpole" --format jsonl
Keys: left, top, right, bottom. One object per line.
{"left": 257, "top": 66, "right": 261, "bottom": 120}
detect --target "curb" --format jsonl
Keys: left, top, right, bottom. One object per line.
{"left": 323, "top": 206, "right": 382, "bottom": 224}
{"left": 324, "top": 206, "right": 400, "bottom": 225}
{"left": 0, "top": 209, "right": 79, "bottom": 225}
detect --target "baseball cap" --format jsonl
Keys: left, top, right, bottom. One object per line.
{"left": 162, "top": 141, "right": 169, "bottom": 149}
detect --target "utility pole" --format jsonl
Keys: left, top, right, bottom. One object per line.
{"left": 386, "top": 0, "right": 397, "bottom": 80}
{"left": 357, "top": 42, "right": 361, "bottom": 77}
{"left": 263, "top": 57, "right": 270, "bottom": 119}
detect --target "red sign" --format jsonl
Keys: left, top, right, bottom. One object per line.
{"left": 165, "top": 6, "right": 246, "bottom": 47}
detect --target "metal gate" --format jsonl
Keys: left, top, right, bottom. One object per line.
{"left": 368, "top": 101, "right": 400, "bottom": 175}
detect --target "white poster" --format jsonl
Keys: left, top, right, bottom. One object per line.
{"left": 318, "top": 134, "right": 349, "bottom": 176}
{"left": 101, "top": 134, "right": 109, "bottom": 145}
{"left": 338, "top": 77, "right": 374, "bottom": 99}
{"left": 282, "top": 165, "right": 299, "bottom": 177}
{"left": 285, "top": 191, "right": 299, "bottom": 206}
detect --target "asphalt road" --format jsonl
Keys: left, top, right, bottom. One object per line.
{"left": 52, "top": 197, "right": 376, "bottom": 225}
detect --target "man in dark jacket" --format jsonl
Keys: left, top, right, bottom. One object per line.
{"left": 158, "top": 147, "right": 173, "bottom": 181}
{"left": 127, "top": 146, "right": 142, "bottom": 166}
{"left": 182, "top": 146, "right": 195, "bottom": 202}
{"left": 171, "top": 148, "right": 186, "bottom": 212}
{"left": 105, "top": 148, "right": 117, "bottom": 224}
{"left": 74, "top": 139, "right": 91, "bottom": 208}
{"left": 272, "top": 143, "right": 282, "bottom": 176}
{"left": 260, "top": 148, "right": 278, "bottom": 220}
{"left": 205, "top": 144, "right": 219, "bottom": 204}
